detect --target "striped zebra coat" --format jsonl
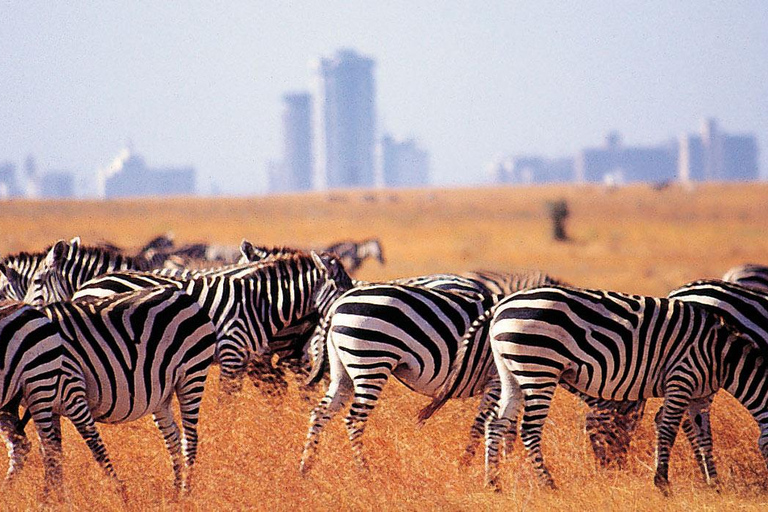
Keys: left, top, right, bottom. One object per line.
{"left": 1, "top": 288, "right": 219, "bottom": 498}
{"left": 22, "top": 237, "right": 151, "bottom": 305}
{"left": 422, "top": 285, "right": 767, "bottom": 494}
{"left": 300, "top": 269, "right": 566, "bottom": 475}
{"left": 0, "top": 302, "right": 63, "bottom": 484}
{"left": 722, "top": 263, "right": 768, "bottom": 293}
{"left": 71, "top": 252, "right": 352, "bottom": 396}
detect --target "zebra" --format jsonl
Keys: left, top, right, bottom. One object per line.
{"left": 300, "top": 273, "right": 514, "bottom": 475}
{"left": 421, "top": 284, "right": 767, "bottom": 495}
{"left": 0, "top": 288, "right": 219, "bottom": 499}
{"left": 0, "top": 239, "right": 75, "bottom": 300}
{"left": 541, "top": 278, "right": 768, "bottom": 476}
{"left": 324, "top": 238, "right": 385, "bottom": 274}
{"left": 722, "top": 263, "right": 768, "bottom": 293}
{"left": 45, "top": 286, "right": 218, "bottom": 497}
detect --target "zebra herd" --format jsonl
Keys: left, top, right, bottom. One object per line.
{"left": 1, "top": 234, "right": 768, "bottom": 501}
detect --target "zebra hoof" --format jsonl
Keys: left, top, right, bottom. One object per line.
{"left": 654, "top": 474, "right": 672, "bottom": 497}
{"left": 484, "top": 477, "right": 502, "bottom": 493}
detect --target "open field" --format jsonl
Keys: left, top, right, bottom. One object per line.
{"left": 1, "top": 183, "right": 767, "bottom": 511}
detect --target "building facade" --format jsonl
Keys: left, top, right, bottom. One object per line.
{"left": 381, "top": 135, "right": 429, "bottom": 187}
{"left": 312, "top": 49, "right": 376, "bottom": 189}
{"left": 98, "top": 148, "right": 195, "bottom": 199}
{"left": 678, "top": 118, "right": 759, "bottom": 182}
{"left": 271, "top": 92, "right": 313, "bottom": 193}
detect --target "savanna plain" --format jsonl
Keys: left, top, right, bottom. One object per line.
{"left": 1, "top": 183, "right": 767, "bottom": 511}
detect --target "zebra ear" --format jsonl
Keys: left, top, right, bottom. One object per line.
{"left": 310, "top": 251, "right": 331, "bottom": 274}
{"left": 69, "top": 236, "right": 81, "bottom": 250}
{"left": 46, "top": 239, "right": 69, "bottom": 268}
{"left": 240, "top": 239, "right": 256, "bottom": 261}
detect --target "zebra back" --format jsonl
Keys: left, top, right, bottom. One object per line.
{"left": 43, "top": 286, "right": 218, "bottom": 423}
{"left": 722, "top": 264, "right": 768, "bottom": 293}
{"left": 668, "top": 279, "right": 768, "bottom": 351}
{"left": 461, "top": 269, "right": 566, "bottom": 297}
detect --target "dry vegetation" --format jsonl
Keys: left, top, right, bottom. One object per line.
{"left": 1, "top": 183, "right": 767, "bottom": 511}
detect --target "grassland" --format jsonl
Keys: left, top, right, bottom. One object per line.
{"left": 1, "top": 183, "right": 767, "bottom": 511}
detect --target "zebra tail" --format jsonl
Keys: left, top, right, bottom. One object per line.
{"left": 417, "top": 303, "right": 499, "bottom": 425}
{"left": 305, "top": 314, "right": 331, "bottom": 387}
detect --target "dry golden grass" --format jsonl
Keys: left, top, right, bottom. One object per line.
{"left": 1, "top": 183, "right": 767, "bottom": 511}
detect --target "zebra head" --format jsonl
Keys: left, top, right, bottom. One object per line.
{"left": 0, "top": 262, "right": 25, "bottom": 301}
{"left": 310, "top": 251, "right": 354, "bottom": 316}
{"left": 23, "top": 238, "right": 79, "bottom": 306}
{"left": 238, "top": 240, "right": 303, "bottom": 264}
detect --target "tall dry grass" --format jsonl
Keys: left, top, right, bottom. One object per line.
{"left": 1, "top": 183, "right": 767, "bottom": 510}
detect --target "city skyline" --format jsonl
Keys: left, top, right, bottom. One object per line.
{"left": 1, "top": 3, "right": 766, "bottom": 195}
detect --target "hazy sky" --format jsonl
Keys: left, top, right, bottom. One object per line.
{"left": 2, "top": 2, "right": 766, "bottom": 195}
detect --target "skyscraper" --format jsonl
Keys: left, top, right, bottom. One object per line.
{"left": 312, "top": 49, "right": 376, "bottom": 189}
{"left": 270, "top": 92, "right": 314, "bottom": 193}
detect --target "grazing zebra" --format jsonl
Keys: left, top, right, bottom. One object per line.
{"left": 422, "top": 285, "right": 768, "bottom": 495}
{"left": 324, "top": 238, "right": 385, "bottom": 274}
{"left": 722, "top": 263, "right": 768, "bottom": 293}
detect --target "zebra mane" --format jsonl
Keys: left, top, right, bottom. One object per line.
{"left": 417, "top": 301, "right": 502, "bottom": 424}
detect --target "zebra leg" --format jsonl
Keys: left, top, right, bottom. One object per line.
{"left": 654, "top": 384, "right": 692, "bottom": 496}
{"left": 343, "top": 370, "right": 394, "bottom": 473}
{"left": 153, "top": 404, "right": 186, "bottom": 495}
{"left": 176, "top": 375, "right": 206, "bottom": 493}
{"left": 65, "top": 395, "right": 127, "bottom": 501}
{"left": 300, "top": 343, "right": 353, "bottom": 475}
{"left": 518, "top": 381, "right": 558, "bottom": 489}
{"left": 247, "top": 355, "right": 288, "bottom": 398}
{"left": 654, "top": 396, "right": 715, "bottom": 484}
{"left": 218, "top": 342, "right": 248, "bottom": 398}
{"left": 0, "top": 397, "right": 31, "bottom": 482}
{"left": 463, "top": 377, "right": 509, "bottom": 466}
{"left": 484, "top": 371, "right": 523, "bottom": 492}
{"left": 32, "top": 411, "right": 64, "bottom": 501}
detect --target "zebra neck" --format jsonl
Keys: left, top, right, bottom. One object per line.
{"left": 722, "top": 346, "right": 768, "bottom": 428}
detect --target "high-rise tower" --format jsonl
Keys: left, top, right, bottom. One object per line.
{"left": 312, "top": 49, "right": 376, "bottom": 189}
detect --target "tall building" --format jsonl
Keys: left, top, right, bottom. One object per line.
{"left": 271, "top": 92, "right": 313, "bottom": 193}
{"left": 381, "top": 135, "right": 429, "bottom": 187}
{"left": 39, "top": 171, "right": 75, "bottom": 199}
{"left": 312, "top": 49, "right": 376, "bottom": 189}
{"left": 679, "top": 118, "right": 758, "bottom": 182}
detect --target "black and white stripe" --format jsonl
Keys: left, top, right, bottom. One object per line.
{"left": 722, "top": 263, "right": 768, "bottom": 293}
{"left": 43, "top": 286, "right": 218, "bottom": 497}
{"left": 72, "top": 252, "right": 351, "bottom": 396}
{"left": 424, "top": 285, "right": 768, "bottom": 494}
{"left": 24, "top": 237, "right": 150, "bottom": 305}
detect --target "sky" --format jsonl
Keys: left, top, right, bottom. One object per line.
{"left": 1, "top": 2, "right": 766, "bottom": 195}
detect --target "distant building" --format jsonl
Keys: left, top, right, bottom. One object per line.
{"left": 98, "top": 148, "right": 195, "bottom": 199}
{"left": 381, "top": 135, "right": 429, "bottom": 187}
{"left": 493, "top": 155, "right": 574, "bottom": 184}
{"left": 576, "top": 132, "right": 678, "bottom": 184}
{"left": 0, "top": 161, "right": 21, "bottom": 198}
{"left": 679, "top": 118, "right": 759, "bottom": 182}
{"left": 39, "top": 171, "right": 75, "bottom": 199}
{"left": 271, "top": 92, "right": 314, "bottom": 193}
{"left": 312, "top": 49, "right": 377, "bottom": 189}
